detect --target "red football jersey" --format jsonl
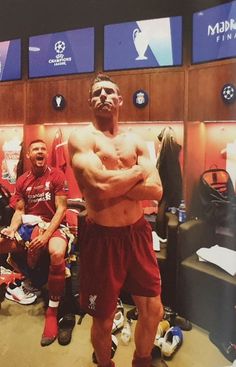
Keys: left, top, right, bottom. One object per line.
{"left": 13, "top": 166, "right": 68, "bottom": 222}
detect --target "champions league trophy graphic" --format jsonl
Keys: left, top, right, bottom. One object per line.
{"left": 52, "top": 94, "right": 65, "bottom": 110}
{"left": 133, "top": 28, "right": 148, "bottom": 60}
{"left": 55, "top": 95, "right": 62, "bottom": 108}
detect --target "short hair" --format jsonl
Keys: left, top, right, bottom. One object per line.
{"left": 89, "top": 72, "right": 120, "bottom": 97}
{"left": 28, "top": 139, "right": 46, "bottom": 150}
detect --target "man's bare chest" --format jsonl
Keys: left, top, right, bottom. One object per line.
{"left": 94, "top": 134, "right": 137, "bottom": 169}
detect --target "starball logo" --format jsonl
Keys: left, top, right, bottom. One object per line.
{"left": 48, "top": 40, "right": 72, "bottom": 67}
{"left": 208, "top": 18, "right": 236, "bottom": 43}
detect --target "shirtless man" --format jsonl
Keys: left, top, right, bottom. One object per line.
{"left": 68, "top": 73, "right": 163, "bottom": 367}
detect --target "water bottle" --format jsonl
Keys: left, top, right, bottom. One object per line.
{"left": 178, "top": 200, "right": 186, "bottom": 223}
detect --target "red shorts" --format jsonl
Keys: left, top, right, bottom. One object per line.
{"left": 79, "top": 216, "right": 161, "bottom": 318}
{"left": 27, "top": 226, "right": 68, "bottom": 268}
{"left": 31, "top": 225, "right": 67, "bottom": 242}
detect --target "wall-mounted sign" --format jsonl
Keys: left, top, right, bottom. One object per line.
{"left": 104, "top": 16, "right": 183, "bottom": 71}
{"left": 221, "top": 83, "right": 236, "bottom": 104}
{"left": 0, "top": 39, "right": 21, "bottom": 81}
{"left": 29, "top": 27, "right": 94, "bottom": 78}
{"left": 193, "top": 1, "right": 236, "bottom": 63}
{"left": 133, "top": 89, "right": 149, "bottom": 108}
{"left": 52, "top": 94, "right": 66, "bottom": 110}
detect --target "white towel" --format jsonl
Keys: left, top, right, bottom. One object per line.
{"left": 21, "top": 214, "right": 43, "bottom": 225}
{"left": 152, "top": 231, "right": 160, "bottom": 251}
{"left": 196, "top": 245, "right": 236, "bottom": 276}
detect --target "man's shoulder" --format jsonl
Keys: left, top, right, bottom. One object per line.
{"left": 47, "top": 167, "right": 68, "bottom": 193}
{"left": 69, "top": 124, "right": 94, "bottom": 138}
{"left": 68, "top": 124, "right": 96, "bottom": 150}
{"left": 48, "top": 166, "right": 65, "bottom": 178}
{"left": 16, "top": 170, "right": 31, "bottom": 182}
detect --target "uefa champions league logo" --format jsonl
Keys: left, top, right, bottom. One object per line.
{"left": 221, "top": 83, "right": 236, "bottom": 104}
{"left": 48, "top": 40, "right": 72, "bottom": 66}
{"left": 55, "top": 40, "right": 66, "bottom": 54}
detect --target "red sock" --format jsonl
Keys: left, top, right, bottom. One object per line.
{"left": 132, "top": 352, "right": 152, "bottom": 367}
{"left": 98, "top": 362, "right": 115, "bottom": 367}
{"left": 42, "top": 307, "right": 58, "bottom": 338}
{"left": 48, "top": 262, "right": 65, "bottom": 298}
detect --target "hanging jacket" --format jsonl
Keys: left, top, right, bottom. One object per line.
{"left": 156, "top": 126, "right": 182, "bottom": 208}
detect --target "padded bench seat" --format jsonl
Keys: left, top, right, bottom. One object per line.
{"left": 178, "top": 219, "right": 236, "bottom": 340}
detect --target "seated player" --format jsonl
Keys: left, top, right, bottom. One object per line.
{"left": 0, "top": 139, "right": 69, "bottom": 346}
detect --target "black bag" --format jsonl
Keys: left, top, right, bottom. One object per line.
{"left": 0, "top": 183, "right": 11, "bottom": 226}
{"left": 199, "top": 168, "right": 236, "bottom": 227}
